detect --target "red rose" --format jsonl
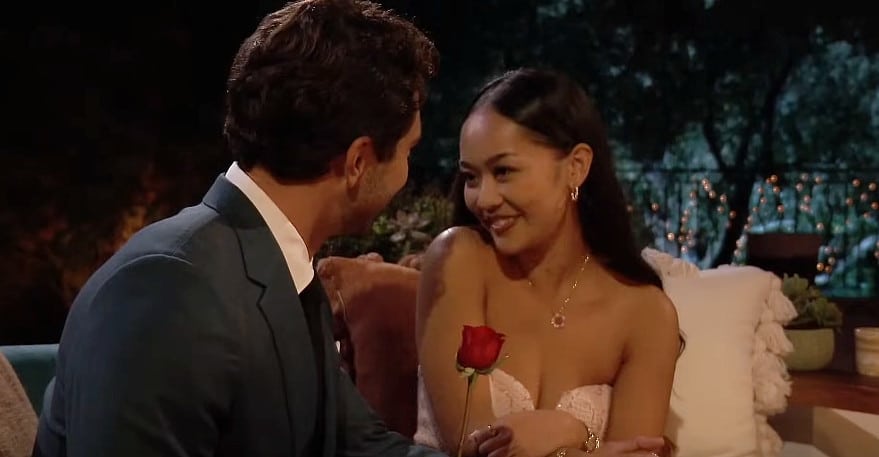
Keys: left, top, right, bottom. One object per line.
{"left": 456, "top": 325, "right": 505, "bottom": 371}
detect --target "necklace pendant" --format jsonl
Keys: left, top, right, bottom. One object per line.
{"left": 550, "top": 313, "right": 566, "bottom": 329}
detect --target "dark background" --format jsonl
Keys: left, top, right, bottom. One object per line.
{"left": 3, "top": 0, "right": 878, "bottom": 344}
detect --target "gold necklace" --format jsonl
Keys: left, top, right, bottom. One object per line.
{"left": 528, "top": 254, "right": 592, "bottom": 329}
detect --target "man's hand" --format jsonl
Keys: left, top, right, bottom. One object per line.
{"left": 491, "top": 410, "right": 585, "bottom": 457}
{"left": 466, "top": 425, "right": 513, "bottom": 457}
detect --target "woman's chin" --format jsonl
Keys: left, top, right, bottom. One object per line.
{"left": 490, "top": 234, "right": 526, "bottom": 257}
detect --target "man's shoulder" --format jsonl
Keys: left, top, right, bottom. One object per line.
{"left": 130, "top": 203, "right": 233, "bottom": 252}
{"left": 79, "top": 203, "right": 248, "bottom": 302}
{"left": 103, "top": 202, "right": 248, "bottom": 272}
{"left": 61, "top": 205, "right": 254, "bottom": 359}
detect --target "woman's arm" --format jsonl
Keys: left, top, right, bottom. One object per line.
{"left": 604, "top": 288, "right": 680, "bottom": 440}
{"left": 545, "top": 435, "right": 667, "bottom": 457}
{"left": 417, "top": 227, "right": 501, "bottom": 451}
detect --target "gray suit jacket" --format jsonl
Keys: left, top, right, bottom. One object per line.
{"left": 33, "top": 176, "right": 444, "bottom": 457}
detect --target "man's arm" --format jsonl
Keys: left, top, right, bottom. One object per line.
{"left": 62, "top": 254, "right": 241, "bottom": 457}
{"left": 334, "top": 365, "right": 446, "bottom": 457}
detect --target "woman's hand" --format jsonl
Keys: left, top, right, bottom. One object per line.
{"left": 597, "top": 436, "right": 665, "bottom": 456}
{"left": 357, "top": 252, "right": 384, "bottom": 262}
{"left": 557, "top": 436, "right": 665, "bottom": 457}
{"left": 490, "top": 410, "right": 586, "bottom": 457}
{"left": 397, "top": 252, "right": 424, "bottom": 270}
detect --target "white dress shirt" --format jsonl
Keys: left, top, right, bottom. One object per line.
{"left": 224, "top": 162, "right": 314, "bottom": 293}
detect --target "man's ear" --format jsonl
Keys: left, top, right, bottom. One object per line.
{"left": 569, "top": 143, "right": 593, "bottom": 188}
{"left": 339, "top": 136, "right": 376, "bottom": 191}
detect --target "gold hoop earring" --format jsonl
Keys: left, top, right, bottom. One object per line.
{"left": 570, "top": 187, "right": 579, "bottom": 202}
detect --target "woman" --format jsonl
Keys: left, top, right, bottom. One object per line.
{"left": 414, "top": 68, "right": 680, "bottom": 457}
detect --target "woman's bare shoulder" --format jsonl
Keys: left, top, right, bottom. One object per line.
{"left": 416, "top": 227, "right": 494, "bottom": 340}
{"left": 422, "top": 226, "right": 492, "bottom": 268}
{"left": 618, "top": 282, "right": 679, "bottom": 340}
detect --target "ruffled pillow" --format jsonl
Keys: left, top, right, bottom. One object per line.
{"left": 643, "top": 248, "right": 796, "bottom": 457}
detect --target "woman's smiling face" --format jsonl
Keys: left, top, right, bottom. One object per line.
{"left": 458, "top": 107, "right": 578, "bottom": 255}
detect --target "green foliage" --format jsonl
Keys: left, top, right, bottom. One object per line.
{"left": 391, "top": 0, "right": 879, "bottom": 273}
{"left": 782, "top": 274, "right": 844, "bottom": 329}
{"left": 7, "top": 0, "right": 879, "bottom": 344}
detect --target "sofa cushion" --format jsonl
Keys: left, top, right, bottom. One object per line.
{"left": 317, "top": 256, "right": 421, "bottom": 438}
{"left": 0, "top": 344, "right": 57, "bottom": 414}
{"left": 0, "top": 349, "right": 39, "bottom": 457}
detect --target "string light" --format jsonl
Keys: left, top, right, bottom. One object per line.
{"left": 637, "top": 170, "right": 876, "bottom": 283}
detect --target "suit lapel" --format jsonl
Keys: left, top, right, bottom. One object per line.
{"left": 202, "top": 175, "right": 318, "bottom": 454}
{"left": 257, "top": 264, "right": 319, "bottom": 455}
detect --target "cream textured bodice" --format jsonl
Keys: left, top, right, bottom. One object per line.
{"left": 414, "top": 367, "right": 611, "bottom": 449}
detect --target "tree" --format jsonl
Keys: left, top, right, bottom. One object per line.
{"left": 389, "top": 0, "right": 879, "bottom": 269}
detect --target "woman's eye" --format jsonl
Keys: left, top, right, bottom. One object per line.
{"left": 494, "top": 166, "right": 514, "bottom": 179}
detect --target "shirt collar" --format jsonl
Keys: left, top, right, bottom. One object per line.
{"left": 224, "top": 162, "right": 314, "bottom": 293}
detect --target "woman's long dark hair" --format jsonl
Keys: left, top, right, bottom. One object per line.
{"left": 451, "top": 68, "right": 662, "bottom": 290}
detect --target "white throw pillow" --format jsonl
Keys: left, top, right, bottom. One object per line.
{"left": 642, "top": 249, "right": 797, "bottom": 457}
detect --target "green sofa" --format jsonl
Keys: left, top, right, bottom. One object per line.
{"left": 0, "top": 344, "right": 58, "bottom": 413}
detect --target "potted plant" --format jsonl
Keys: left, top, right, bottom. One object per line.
{"left": 781, "top": 274, "right": 843, "bottom": 371}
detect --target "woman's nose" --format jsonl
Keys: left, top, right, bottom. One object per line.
{"left": 474, "top": 180, "right": 503, "bottom": 211}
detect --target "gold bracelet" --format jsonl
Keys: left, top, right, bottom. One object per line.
{"left": 581, "top": 425, "right": 600, "bottom": 453}
{"left": 553, "top": 448, "right": 568, "bottom": 457}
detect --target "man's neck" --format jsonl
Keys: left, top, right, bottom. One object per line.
{"left": 246, "top": 167, "right": 338, "bottom": 258}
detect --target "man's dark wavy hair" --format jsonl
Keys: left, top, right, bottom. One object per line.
{"left": 224, "top": 0, "right": 439, "bottom": 180}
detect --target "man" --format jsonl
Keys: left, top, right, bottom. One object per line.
{"left": 32, "top": 1, "right": 511, "bottom": 456}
